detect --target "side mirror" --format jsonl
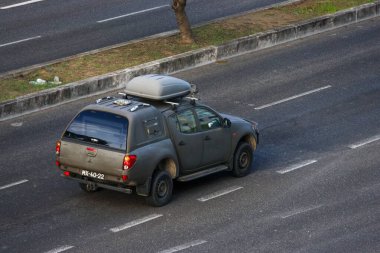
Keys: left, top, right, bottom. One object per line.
{"left": 223, "top": 118, "right": 231, "bottom": 128}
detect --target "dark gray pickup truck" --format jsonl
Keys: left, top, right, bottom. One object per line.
{"left": 56, "top": 74, "right": 259, "bottom": 206}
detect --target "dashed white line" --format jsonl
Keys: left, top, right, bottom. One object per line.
{"left": 0, "top": 179, "right": 29, "bottom": 190}
{"left": 44, "top": 245, "right": 74, "bottom": 253}
{"left": 11, "top": 122, "right": 23, "bottom": 127}
{"left": 280, "top": 205, "right": 323, "bottom": 219}
{"left": 348, "top": 134, "right": 380, "bottom": 149}
{"left": 254, "top": 85, "right": 332, "bottom": 110}
{"left": 197, "top": 186, "right": 243, "bottom": 202}
{"left": 158, "top": 240, "right": 207, "bottom": 253}
{"left": 97, "top": 5, "right": 170, "bottom": 23}
{"left": 110, "top": 214, "right": 163, "bottom": 233}
{"left": 276, "top": 160, "right": 317, "bottom": 174}
{"left": 0, "top": 0, "right": 45, "bottom": 10}
{"left": 0, "top": 36, "right": 41, "bottom": 48}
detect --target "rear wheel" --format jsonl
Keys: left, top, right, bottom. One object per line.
{"left": 146, "top": 170, "right": 173, "bottom": 207}
{"left": 232, "top": 142, "right": 253, "bottom": 177}
{"left": 79, "top": 182, "right": 100, "bottom": 193}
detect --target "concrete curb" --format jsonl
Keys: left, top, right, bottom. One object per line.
{"left": 1, "top": 2, "right": 379, "bottom": 121}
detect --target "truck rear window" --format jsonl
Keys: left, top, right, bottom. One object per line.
{"left": 64, "top": 110, "right": 128, "bottom": 150}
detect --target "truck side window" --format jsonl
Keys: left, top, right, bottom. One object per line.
{"left": 176, "top": 109, "right": 197, "bottom": 134}
{"left": 195, "top": 107, "right": 221, "bottom": 131}
{"left": 144, "top": 118, "right": 162, "bottom": 138}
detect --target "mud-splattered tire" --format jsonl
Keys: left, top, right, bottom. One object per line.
{"left": 146, "top": 170, "right": 173, "bottom": 207}
{"left": 232, "top": 142, "right": 253, "bottom": 177}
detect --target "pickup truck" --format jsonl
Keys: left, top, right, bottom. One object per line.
{"left": 56, "top": 74, "right": 259, "bottom": 206}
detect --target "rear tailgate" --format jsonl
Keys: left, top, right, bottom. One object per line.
{"left": 57, "top": 109, "right": 128, "bottom": 183}
{"left": 59, "top": 140, "right": 125, "bottom": 181}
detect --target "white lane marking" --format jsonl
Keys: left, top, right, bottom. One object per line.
{"left": 97, "top": 5, "right": 170, "bottom": 23}
{"left": 44, "top": 245, "right": 74, "bottom": 253}
{"left": 276, "top": 160, "right": 317, "bottom": 174}
{"left": 0, "top": 0, "right": 45, "bottom": 10}
{"left": 110, "top": 214, "right": 163, "bottom": 233}
{"left": 11, "top": 122, "right": 23, "bottom": 127}
{"left": 280, "top": 205, "right": 323, "bottom": 219}
{"left": 197, "top": 186, "right": 243, "bottom": 202}
{"left": 0, "top": 36, "right": 41, "bottom": 48}
{"left": 0, "top": 179, "right": 28, "bottom": 190}
{"left": 254, "top": 85, "right": 332, "bottom": 110}
{"left": 158, "top": 240, "right": 207, "bottom": 253}
{"left": 348, "top": 134, "right": 380, "bottom": 149}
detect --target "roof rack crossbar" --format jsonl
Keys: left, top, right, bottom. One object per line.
{"left": 164, "top": 100, "right": 179, "bottom": 110}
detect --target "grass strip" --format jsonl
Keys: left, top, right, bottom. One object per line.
{"left": 0, "top": 0, "right": 374, "bottom": 102}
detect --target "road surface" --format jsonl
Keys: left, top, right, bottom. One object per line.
{"left": 0, "top": 17, "right": 379, "bottom": 253}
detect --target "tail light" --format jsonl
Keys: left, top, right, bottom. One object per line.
{"left": 56, "top": 141, "right": 61, "bottom": 167}
{"left": 123, "top": 155, "right": 137, "bottom": 170}
{"left": 56, "top": 141, "right": 61, "bottom": 155}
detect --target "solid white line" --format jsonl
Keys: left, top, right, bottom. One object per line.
{"left": 158, "top": 240, "right": 207, "bottom": 253}
{"left": 197, "top": 186, "right": 243, "bottom": 202}
{"left": 0, "top": 0, "right": 45, "bottom": 9}
{"left": 276, "top": 160, "right": 317, "bottom": 174}
{"left": 0, "top": 179, "right": 29, "bottom": 190}
{"left": 348, "top": 134, "right": 380, "bottom": 149}
{"left": 110, "top": 214, "right": 163, "bottom": 233}
{"left": 280, "top": 205, "right": 323, "bottom": 219}
{"left": 44, "top": 245, "right": 74, "bottom": 253}
{"left": 254, "top": 85, "right": 332, "bottom": 110}
{"left": 97, "top": 5, "right": 170, "bottom": 23}
{"left": 0, "top": 36, "right": 41, "bottom": 48}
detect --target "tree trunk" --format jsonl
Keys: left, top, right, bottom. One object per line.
{"left": 172, "top": 0, "right": 194, "bottom": 44}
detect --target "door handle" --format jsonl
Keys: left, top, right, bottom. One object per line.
{"left": 204, "top": 136, "right": 211, "bottom": 141}
{"left": 179, "top": 140, "right": 186, "bottom": 146}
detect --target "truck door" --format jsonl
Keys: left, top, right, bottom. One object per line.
{"left": 167, "top": 109, "right": 203, "bottom": 173}
{"left": 194, "top": 107, "right": 231, "bottom": 166}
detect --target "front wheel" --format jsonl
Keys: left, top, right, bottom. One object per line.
{"left": 146, "top": 170, "right": 173, "bottom": 207}
{"left": 232, "top": 142, "right": 253, "bottom": 177}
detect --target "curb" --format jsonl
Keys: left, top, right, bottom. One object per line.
{"left": 1, "top": 2, "right": 379, "bottom": 121}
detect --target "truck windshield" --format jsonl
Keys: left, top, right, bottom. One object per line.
{"left": 64, "top": 110, "right": 128, "bottom": 150}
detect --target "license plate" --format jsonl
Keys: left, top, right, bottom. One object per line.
{"left": 81, "top": 170, "right": 105, "bottom": 180}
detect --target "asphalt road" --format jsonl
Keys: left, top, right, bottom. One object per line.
{"left": 1, "top": 17, "right": 379, "bottom": 253}
{"left": 0, "top": 0, "right": 289, "bottom": 74}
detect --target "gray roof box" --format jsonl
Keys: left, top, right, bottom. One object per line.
{"left": 125, "top": 74, "right": 191, "bottom": 101}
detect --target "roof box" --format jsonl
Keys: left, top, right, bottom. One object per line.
{"left": 125, "top": 74, "right": 191, "bottom": 101}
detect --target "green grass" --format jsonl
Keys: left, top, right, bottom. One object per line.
{"left": 0, "top": 0, "right": 375, "bottom": 103}
{"left": 282, "top": 0, "right": 374, "bottom": 18}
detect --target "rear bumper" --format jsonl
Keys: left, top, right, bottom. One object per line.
{"left": 61, "top": 174, "right": 133, "bottom": 194}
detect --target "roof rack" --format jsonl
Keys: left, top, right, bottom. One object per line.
{"left": 96, "top": 96, "right": 115, "bottom": 104}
